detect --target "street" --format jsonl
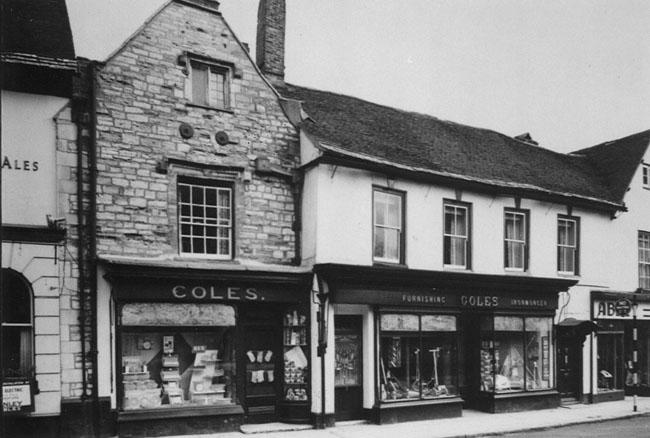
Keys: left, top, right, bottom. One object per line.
{"left": 498, "top": 415, "right": 650, "bottom": 437}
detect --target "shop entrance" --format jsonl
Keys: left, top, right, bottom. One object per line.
{"left": 556, "top": 329, "right": 581, "bottom": 400}
{"left": 334, "top": 315, "right": 363, "bottom": 421}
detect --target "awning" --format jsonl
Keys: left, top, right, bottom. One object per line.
{"left": 557, "top": 318, "right": 598, "bottom": 339}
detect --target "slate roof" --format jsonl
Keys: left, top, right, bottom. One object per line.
{"left": 572, "top": 130, "right": 650, "bottom": 202}
{"left": 1, "top": 0, "right": 75, "bottom": 59}
{"left": 277, "top": 83, "right": 633, "bottom": 209}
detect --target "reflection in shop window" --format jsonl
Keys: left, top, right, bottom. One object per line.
{"left": 120, "top": 303, "right": 236, "bottom": 410}
{"left": 379, "top": 313, "right": 458, "bottom": 401}
{"left": 480, "top": 316, "right": 553, "bottom": 393}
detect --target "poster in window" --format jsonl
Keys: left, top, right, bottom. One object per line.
{"left": 3, "top": 381, "right": 32, "bottom": 413}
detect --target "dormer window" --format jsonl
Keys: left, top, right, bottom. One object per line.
{"left": 643, "top": 163, "right": 649, "bottom": 189}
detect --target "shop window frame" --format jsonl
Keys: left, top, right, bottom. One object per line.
{"left": 443, "top": 199, "right": 472, "bottom": 270}
{"left": 372, "top": 186, "right": 406, "bottom": 265}
{"left": 115, "top": 302, "right": 240, "bottom": 414}
{"left": 503, "top": 208, "right": 530, "bottom": 272}
{"left": 377, "top": 311, "right": 460, "bottom": 403}
{"left": 557, "top": 215, "right": 580, "bottom": 276}
{"left": 479, "top": 314, "right": 554, "bottom": 395}
{"left": 177, "top": 177, "right": 234, "bottom": 259}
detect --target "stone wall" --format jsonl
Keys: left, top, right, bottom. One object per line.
{"left": 94, "top": 1, "right": 299, "bottom": 263}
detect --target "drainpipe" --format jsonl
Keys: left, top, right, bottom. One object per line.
{"left": 291, "top": 171, "right": 302, "bottom": 265}
{"left": 88, "top": 61, "right": 100, "bottom": 438}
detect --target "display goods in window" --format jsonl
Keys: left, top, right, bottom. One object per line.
{"left": 283, "top": 310, "right": 309, "bottom": 401}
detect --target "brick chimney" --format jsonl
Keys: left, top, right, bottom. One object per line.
{"left": 256, "top": 0, "right": 285, "bottom": 86}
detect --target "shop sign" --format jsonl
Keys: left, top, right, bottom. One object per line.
{"left": 113, "top": 278, "right": 306, "bottom": 303}
{"left": 335, "top": 288, "right": 556, "bottom": 310}
{"left": 2, "top": 381, "right": 32, "bottom": 413}
{"left": 593, "top": 299, "right": 650, "bottom": 320}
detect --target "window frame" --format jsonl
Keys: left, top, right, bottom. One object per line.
{"left": 503, "top": 208, "right": 530, "bottom": 271}
{"left": 643, "top": 163, "right": 649, "bottom": 189}
{"left": 372, "top": 187, "right": 406, "bottom": 265}
{"left": 639, "top": 230, "right": 650, "bottom": 290}
{"left": 443, "top": 200, "right": 472, "bottom": 269}
{"left": 557, "top": 215, "right": 580, "bottom": 276}
{"left": 1, "top": 269, "right": 34, "bottom": 380}
{"left": 189, "top": 59, "right": 231, "bottom": 110}
{"left": 177, "top": 178, "right": 234, "bottom": 260}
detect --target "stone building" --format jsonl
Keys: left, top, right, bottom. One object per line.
{"left": 89, "top": 0, "right": 311, "bottom": 435}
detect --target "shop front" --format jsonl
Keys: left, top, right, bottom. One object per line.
{"left": 317, "top": 263, "right": 575, "bottom": 424}
{"left": 101, "top": 261, "right": 312, "bottom": 436}
{"left": 592, "top": 291, "right": 650, "bottom": 403}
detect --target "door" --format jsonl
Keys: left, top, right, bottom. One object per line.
{"left": 557, "top": 328, "right": 581, "bottom": 399}
{"left": 334, "top": 315, "right": 363, "bottom": 421}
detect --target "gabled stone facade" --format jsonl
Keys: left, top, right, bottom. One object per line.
{"left": 94, "top": 0, "right": 298, "bottom": 263}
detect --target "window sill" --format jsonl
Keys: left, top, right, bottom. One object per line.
{"left": 118, "top": 404, "right": 244, "bottom": 422}
{"left": 557, "top": 272, "right": 580, "bottom": 279}
{"left": 372, "top": 261, "right": 408, "bottom": 269}
{"left": 504, "top": 269, "right": 530, "bottom": 276}
{"left": 443, "top": 265, "right": 470, "bottom": 271}
{"left": 379, "top": 396, "right": 462, "bottom": 408}
{"left": 186, "top": 102, "right": 234, "bottom": 114}
{"left": 178, "top": 253, "right": 234, "bottom": 261}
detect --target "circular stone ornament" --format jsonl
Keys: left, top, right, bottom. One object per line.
{"left": 215, "top": 131, "right": 230, "bottom": 146}
{"left": 179, "top": 123, "right": 194, "bottom": 139}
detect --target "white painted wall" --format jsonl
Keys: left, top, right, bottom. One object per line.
{"left": 1, "top": 90, "right": 68, "bottom": 226}
{"left": 305, "top": 163, "right": 614, "bottom": 283}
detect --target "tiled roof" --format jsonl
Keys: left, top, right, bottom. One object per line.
{"left": 1, "top": 0, "right": 74, "bottom": 59}
{"left": 277, "top": 83, "right": 623, "bottom": 207}
{"left": 572, "top": 130, "right": 650, "bottom": 202}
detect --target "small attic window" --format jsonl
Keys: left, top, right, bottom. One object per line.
{"left": 643, "top": 163, "right": 649, "bottom": 188}
{"left": 190, "top": 61, "right": 230, "bottom": 110}
{"left": 178, "top": 53, "right": 241, "bottom": 111}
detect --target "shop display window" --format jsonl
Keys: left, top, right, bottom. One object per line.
{"left": 480, "top": 315, "right": 553, "bottom": 393}
{"left": 597, "top": 332, "right": 623, "bottom": 391}
{"left": 379, "top": 313, "right": 458, "bottom": 401}
{"left": 283, "top": 309, "right": 309, "bottom": 402}
{"left": 119, "top": 303, "right": 236, "bottom": 410}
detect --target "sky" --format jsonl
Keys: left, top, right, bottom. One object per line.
{"left": 66, "top": 0, "right": 650, "bottom": 153}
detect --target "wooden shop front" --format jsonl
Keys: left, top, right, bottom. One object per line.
{"left": 317, "top": 263, "right": 575, "bottom": 423}
{"left": 104, "top": 263, "right": 312, "bottom": 436}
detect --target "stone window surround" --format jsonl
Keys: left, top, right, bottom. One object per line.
{"left": 178, "top": 52, "right": 243, "bottom": 113}
{"left": 164, "top": 161, "right": 243, "bottom": 260}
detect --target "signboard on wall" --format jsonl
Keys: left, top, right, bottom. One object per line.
{"left": 2, "top": 381, "right": 32, "bottom": 413}
{"left": 1, "top": 91, "right": 67, "bottom": 225}
{"left": 593, "top": 299, "right": 650, "bottom": 320}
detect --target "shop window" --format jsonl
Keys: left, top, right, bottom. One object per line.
{"left": 1, "top": 269, "right": 33, "bottom": 380}
{"left": 558, "top": 216, "right": 580, "bottom": 275}
{"left": 190, "top": 60, "right": 230, "bottom": 109}
{"left": 480, "top": 316, "right": 553, "bottom": 393}
{"left": 504, "top": 209, "right": 529, "bottom": 271}
{"left": 597, "top": 332, "right": 624, "bottom": 392}
{"left": 639, "top": 231, "right": 650, "bottom": 290}
{"left": 373, "top": 188, "right": 404, "bottom": 264}
{"left": 119, "top": 303, "right": 236, "bottom": 411}
{"left": 178, "top": 179, "right": 232, "bottom": 259}
{"left": 443, "top": 201, "right": 471, "bottom": 269}
{"left": 379, "top": 313, "right": 458, "bottom": 401}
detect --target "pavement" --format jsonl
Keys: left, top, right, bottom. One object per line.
{"left": 155, "top": 397, "right": 650, "bottom": 438}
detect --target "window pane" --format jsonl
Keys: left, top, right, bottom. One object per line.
{"left": 455, "top": 209, "right": 466, "bottom": 236}
{"left": 205, "top": 188, "right": 216, "bottom": 205}
{"left": 2, "top": 327, "right": 33, "bottom": 377}
{"left": 421, "top": 334, "right": 458, "bottom": 398}
{"left": 335, "top": 332, "right": 361, "bottom": 387}
{"left": 444, "top": 207, "right": 455, "bottom": 234}
{"left": 192, "top": 64, "right": 209, "bottom": 106}
{"left": 1, "top": 271, "right": 31, "bottom": 324}
{"left": 494, "top": 316, "right": 523, "bottom": 331}
{"left": 597, "top": 333, "right": 624, "bottom": 391}
{"left": 181, "top": 237, "right": 191, "bottom": 253}
{"left": 380, "top": 314, "right": 419, "bottom": 331}
{"left": 451, "top": 236, "right": 466, "bottom": 266}
{"left": 206, "top": 239, "right": 217, "bottom": 254}
{"left": 193, "top": 238, "right": 204, "bottom": 253}
{"left": 178, "top": 184, "right": 190, "bottom": 202}
{"left": 374, "top": 227, "right": 386, "bottom": 258}
{"left": 494, "top": 329, "right": 524, "bottom": 392}
{"left": 380, "top": 335, "right": 419, "bottom": 400}
{"left": 386, "top": 195, "right": 400, "bottom": 228}
{"left": 421, "top": 315, "right": 456, "bottom": 332}
{"left": 525, "top": 318, "right": 552, "bottom": 390}
{"left": 384, "top": 228, "right": 399, "bottom": 261}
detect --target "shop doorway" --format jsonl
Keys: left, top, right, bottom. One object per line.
{"left": 556, "top": 329, "right": 581, "bottom": 400}
{"left": 334, "top": 315, "right": 363, "bottom": 421}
